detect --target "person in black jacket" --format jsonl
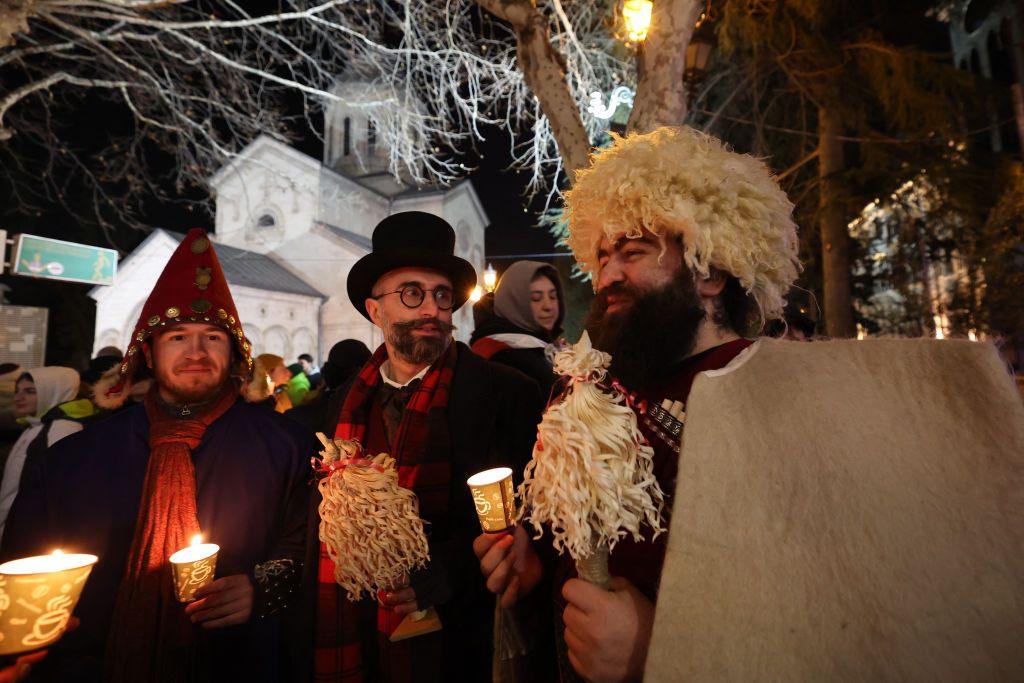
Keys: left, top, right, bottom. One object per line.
{"left": 470, "top": 260, "right": 565, "bottom": 397}
{"left": 306, "top": 212, "right": 546, "bottom": 683}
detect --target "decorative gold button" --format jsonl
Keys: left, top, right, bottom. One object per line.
{"left": 217, "top": 309, "right": 228, "bottom": 319}
{"left": 166, "top": 307, "right": 180, "bottom": 318}
{"left": 228, "top": 315, "right": 236, "bottom": 325}
{"left": 190, "top": 299, "right": 212, "bottom": 314}
{"left": 147, "top": 315, "right": 161, "bottom": 327}
{"left": 190, "top": 237, "right": 210, "bottom": 254}
{"left": 135, "top": 331, "right": 145, "bottom": 342}
{"left": 194, "top": 267, "right": 212, "bottom": 291}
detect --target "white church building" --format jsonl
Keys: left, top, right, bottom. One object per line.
{"left": 90, "top": 87, "right": 488, "bottom": 362}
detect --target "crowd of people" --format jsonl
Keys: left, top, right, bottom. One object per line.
{"left": 0, "top": 125, "right": 806, "bottom": 682}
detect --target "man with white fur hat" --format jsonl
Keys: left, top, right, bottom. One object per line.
{"left": 475, "top": 125, "right": 801, "bottom": 682}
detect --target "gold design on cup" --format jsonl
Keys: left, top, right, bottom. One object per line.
{"left": 169, "top": 543, "right": 219, "bottom": 603}
{"left": 0, "top": 553, "right": 97, "bottom": 656}
{"left": 467, "top": 467, "right": 516, "bottom": 533}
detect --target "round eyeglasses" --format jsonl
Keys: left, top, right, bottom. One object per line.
{"left": 373, "top": 284, "right": 455, "bottom": 310}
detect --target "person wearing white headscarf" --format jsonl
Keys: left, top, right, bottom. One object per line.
{"left": 0, "top": 367, "right": 82, "bottom": 542}
{"left": 470, "top": 260, "right": 565, "bottom": 396}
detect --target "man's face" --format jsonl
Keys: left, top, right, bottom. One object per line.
{"left": 586, "top": 230, "right": 708, "bottom": 389}
{"left": 299, "top": 359, "right": 311, "bottom": 371}
{"left": 144, "top": 323, "right": 232, "bottom": 404}
{"left": 592, "top": 230, "right": 683, "bottom": 326}
{"left": 365, "top": 267, "right": 456, "bottom": 366}
{"left": 12, "top": 378, "right": 37, "bottom": 418}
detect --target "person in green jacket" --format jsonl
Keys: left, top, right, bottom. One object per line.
{"left": 285, "top": 362, "right": 311, "bottom": 407}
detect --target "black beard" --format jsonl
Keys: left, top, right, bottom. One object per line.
{"left": 387, "top": 317, "right": 456, "bottom": 365}
{"left": 585, "top": 274, "right": 705, "bottom": 390}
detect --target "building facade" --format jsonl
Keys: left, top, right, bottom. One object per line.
{"left": 91, "top": 121, "right": 488, "bottom": 361}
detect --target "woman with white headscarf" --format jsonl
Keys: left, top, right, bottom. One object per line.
{"left": 470, "top": 260, "right": 565, "bottom": 397}
{"left": 0, "top": 366, "right": 82, "bottom": 542}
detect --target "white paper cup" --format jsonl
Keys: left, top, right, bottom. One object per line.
{"left": 0, "top": 552, "right": 97, "bottom": 655}
{"left": 467, "top": 467, "right": 516, "bottom": 533}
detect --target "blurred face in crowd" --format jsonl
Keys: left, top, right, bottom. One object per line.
{"left": 299, "top": 358, "right": 312, "bottom": 372}
{"left": 366, "top": 267, "right": 456, "bottom": 366}
{"left": 530, "top": 275, "right": 560, "bottom": 333}
{"left": 12, "top": 377, "right": 37, "bottom": 418}
{"left": 144, "top": 323, "right": 232, "bottom": 404}
{"left": 270, "top": 363, "right": 291, "bottom": 387}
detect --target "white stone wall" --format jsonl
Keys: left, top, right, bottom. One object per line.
{"left": 231, "top": 285, "right": 321, "bottom": 362}
{"left": 212, "top": 140, "right": 321, "bottom": 256}
{"left": 91, "top": 231, "right": 179, "bottom": 355}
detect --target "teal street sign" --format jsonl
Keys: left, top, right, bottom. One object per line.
{"left": 10, "top": 233, "right": 117, "bottom": 286}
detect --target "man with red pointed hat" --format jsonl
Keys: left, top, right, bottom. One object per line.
{"left": 307, "top": 211, "right": 544, "bottom": 682}
{"left": 2, "top": 229, "right": 316, "bottom": 682}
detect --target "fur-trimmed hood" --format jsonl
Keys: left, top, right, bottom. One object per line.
{"left": 92, "top": 362, "right": 132, "bottom": 410}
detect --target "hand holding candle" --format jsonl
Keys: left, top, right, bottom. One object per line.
{"left": 169, "top": 535, "right": 219, "bottom": 603}
{"left": 0, "top": 550, "right": 97, "bottom": 656}
{"left": 467, "top": 467, "right": 516, "bottom": 533}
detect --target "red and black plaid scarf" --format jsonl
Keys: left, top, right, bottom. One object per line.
{"left": 316, "top": 341, "right": 457, "bottom": 682}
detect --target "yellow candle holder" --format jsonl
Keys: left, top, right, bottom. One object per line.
{"left": 0, "top": 551, "right": 97, "bottom": 656}
{"left": 169, "top": 537, "right": 219, "bottom": 603}
{"left": 467, "top": 467, "right": 516, "bottom": 533}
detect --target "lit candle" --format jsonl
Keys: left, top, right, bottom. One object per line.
{"left": 0, "top": 550, "right": 98, "bottom": 656}
{"left": 169, "top": 535, "right": 219, "bottom": 603}
{"left": 467, "top": 467, "right": 516, "bottom": 533}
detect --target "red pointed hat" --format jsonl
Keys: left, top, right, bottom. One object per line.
{"left": 112, "top": 228, "right": 252, "bottom": 389}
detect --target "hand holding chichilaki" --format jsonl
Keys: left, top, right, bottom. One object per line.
{"left": 516, "top": 332, "right": 665, "bottom": 588}
{"left": 313, "top": 433, "right": 441, "bottom": 641}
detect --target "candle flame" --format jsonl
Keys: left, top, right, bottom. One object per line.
{"left": 191, "top": 534, "right": 202, "bottom": 547}
{"left": 52, "top": 549, "right": 63, "bottom": 556}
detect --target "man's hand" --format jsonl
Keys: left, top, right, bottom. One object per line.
{"left": 185, "top": 575, "right": 254, "bottom": 628}
{"left": 562, "top": 576, "right": 655, "bottom": 683}
{"left": 473, "top": 525, "right": 543, "bottom": 608}
{"left": 0, "top": 649, "right": 48, "bottom": 683}
{"left": 378, "top": 581, "right": 419, "bottom": 617}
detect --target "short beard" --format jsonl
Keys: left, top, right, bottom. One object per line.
{"left": 586, "top": 273, "right": 706, "bottom": 390}
{"left": 386, "top": 317, "right": 456, "bottom": 366}
{"left": 154, "top": 363, "right": 231, "bottom": 405}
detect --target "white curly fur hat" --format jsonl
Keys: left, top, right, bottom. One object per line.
{"left": 564, "top": 126, "right": 801, "bottom": 322}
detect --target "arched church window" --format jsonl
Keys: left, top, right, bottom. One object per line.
{"left": 256, "top": 214, "right": 276, "bottom": 230}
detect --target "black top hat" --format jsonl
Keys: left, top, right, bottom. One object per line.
{"left": 347, "top": 212, "right": 478, "bottom": 320}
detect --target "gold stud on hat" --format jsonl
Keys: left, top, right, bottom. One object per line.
{"left": 190, "top": 237, "right": 210, "bottom": 254}
{"left": 166, "top": 307, "right": 180, "bottom": 318}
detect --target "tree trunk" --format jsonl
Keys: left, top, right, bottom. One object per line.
{"left": 817, "top": 105, "right": 855, "bottom": 338}
{"left": 476, "top": 0, "right": 591, "bottom": 177}
{"left": 627, "top": 0, "right": 703, "bottom": 134}
{"left": 0, "top": 0, "right": 35, "bottom": 48}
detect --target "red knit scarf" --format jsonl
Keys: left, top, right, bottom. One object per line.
{"left": 106, "top": 382, "right": 237, "bottom": 682}
{"left": 315, "top": 342, "right": 457, "bottom": 682}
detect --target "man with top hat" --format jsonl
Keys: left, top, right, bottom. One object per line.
{"left": 1, "top": 229, "right": 316, "bottom": 682}
{"left": 473, "top": 126, "right": 802, "bottom": 682}
{"left": 309, "top": 211, "right": 543, "bottom": 682}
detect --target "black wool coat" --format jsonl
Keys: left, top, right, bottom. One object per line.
{"left": 294, "top": 342, "right": 545, "bottom": 682}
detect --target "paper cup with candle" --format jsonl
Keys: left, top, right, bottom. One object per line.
{"left": 169, "top": 535, "right": 219, "bottom": 603}
{"left": 0, "top": 550, "right": 97, "bottom": 656}
{"left": 467, "top": 467, "right": 516, "bottom": 533}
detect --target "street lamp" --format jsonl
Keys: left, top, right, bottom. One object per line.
{"left": 622, "top": 0, "right": 653, "bottom": 43}
{"left": 483, "top": 263, "right": 498, "bottom": 292}
{"left": 684, "top": 15, "right": 718, "bottom": 94}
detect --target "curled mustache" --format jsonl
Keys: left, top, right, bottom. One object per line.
{"left": 391, "top": 318, "right": 456, "bottom": 334}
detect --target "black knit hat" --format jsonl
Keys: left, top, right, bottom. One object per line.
{"left": 347, "top": 212, "right": 478, "bottom": 320}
